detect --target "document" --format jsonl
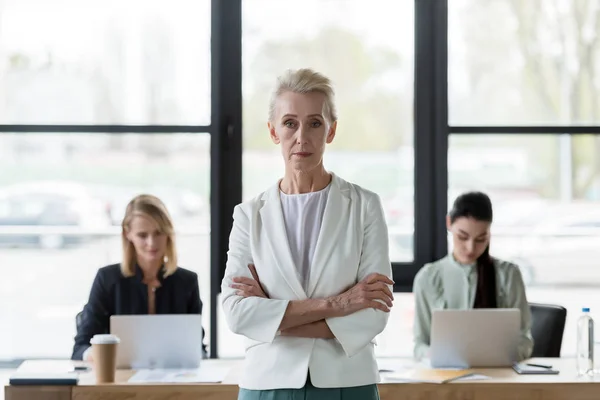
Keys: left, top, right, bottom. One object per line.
{"left": 128, "top": 365, "right": 231, "bottom": 383}
{"left": 383, "top": 369, "right": 490, "bottom": 384}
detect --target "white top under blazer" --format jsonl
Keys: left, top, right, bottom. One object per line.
{"left": 279, "top": 183, "right": 330, "bottom": 292}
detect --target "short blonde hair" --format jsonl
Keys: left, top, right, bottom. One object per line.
{"left": 268, "top": 68, "right": 338, "bottom": 124}
{"left": 121, "top": 194, "right": 178, "bottom": 277}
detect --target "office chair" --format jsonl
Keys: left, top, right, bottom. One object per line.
{"left": 529, "top": 303, "right": 567, "bottom": 358}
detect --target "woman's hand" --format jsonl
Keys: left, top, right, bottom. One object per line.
{"left": 331, "top": 273, "right": 394, "bottom": 316}
{"left": 231, "top": 264, "right": 268, "bottom": 298}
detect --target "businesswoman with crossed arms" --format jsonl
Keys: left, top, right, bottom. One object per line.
{"left": 221, "top": 68, "right": 394, "bottom": 400}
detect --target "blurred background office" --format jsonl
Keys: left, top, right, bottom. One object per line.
{"left": 1, "top": 0, "right": 600, "bottom": 382}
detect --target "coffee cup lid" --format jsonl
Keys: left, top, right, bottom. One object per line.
{"left": 90, "top": 334, "right": 120, "bottom": 345}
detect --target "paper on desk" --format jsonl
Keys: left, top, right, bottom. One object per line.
{"left": 454, "top": 374, "right": 491, "bottom": 381}
{"left": 382, "top": 369, "right": 491, "bottom": 384}
{"left": 128, "top": 366, "right": 231, "bottom": 383}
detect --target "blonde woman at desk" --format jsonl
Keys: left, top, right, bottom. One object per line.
{"left": 221, "top": 68, "right": 393, "bottom": 400}
{"left": 413, "top": 191, "right": 533, "bottom": 362}
{"left": 72, "top": 194, "right": 206, "bottom": 361}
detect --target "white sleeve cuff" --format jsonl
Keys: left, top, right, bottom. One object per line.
{"left": 82, "top": 346, "right": 91, "bottom": 361}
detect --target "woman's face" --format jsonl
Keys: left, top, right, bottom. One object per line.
{"left": 447, "top": 216, "right": 491, "bottom": 264}
{"left": 268, "top": 91, "right": 336, "bottom": 173}
{"left": 125, "top": 215, "right": 168, "bottom": 265}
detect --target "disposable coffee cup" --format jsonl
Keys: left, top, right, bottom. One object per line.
{"left": 90, "top": 334, "right": 120, "bottom": 383}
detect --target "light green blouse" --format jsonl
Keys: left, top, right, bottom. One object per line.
{"left": 412, "top": 254, "right": 533, "bottom": 361}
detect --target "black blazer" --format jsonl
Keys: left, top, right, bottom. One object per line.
{"left": 71, "top": 263, "right": 206, "bottom": 360}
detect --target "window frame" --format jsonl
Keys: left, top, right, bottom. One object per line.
{"left": 9, "top": 0, "right": 597, "bottom": 362}
{"left": 445, "top": 0, "right": 600, "bottom": 290}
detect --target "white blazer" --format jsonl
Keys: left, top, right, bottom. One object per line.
{"left": 221, "top": 173, "right": 392, "bottom": 390}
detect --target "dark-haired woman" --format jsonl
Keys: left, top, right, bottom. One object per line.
{"left": 412, "top": 191, "right": 533, "bottom": 361}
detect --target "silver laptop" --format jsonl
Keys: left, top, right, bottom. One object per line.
{"left": 110, "top": 314, "right": 204, "bottom": 369}
{"left": 430, "top": 309, "right": 520, "bottom": 368}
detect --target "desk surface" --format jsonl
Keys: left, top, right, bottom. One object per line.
{"left": 5, "top": 358, "right": 600, "bottom": 400}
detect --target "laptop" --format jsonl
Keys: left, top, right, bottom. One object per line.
{"left": 110, "top": 314, "right": 204, "bottom": 369}
{"left": 430, "top": 309, "right": 520, "bottom": 368}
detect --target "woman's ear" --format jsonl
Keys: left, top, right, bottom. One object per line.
{"left": 268, "top": 122, "right": 280, "bottom": 144}
{"left": 326, "top": 121, "right": 337, "bottom": 144}
{"left": 446, "top": 215, "right": 452, "bottom": 231}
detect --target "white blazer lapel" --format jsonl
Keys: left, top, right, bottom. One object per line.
{"left": 306, "top": 175, "right": 350, "bottom": 298}
{"left": 259, "top": 185, "right": 307, "bottom": 299}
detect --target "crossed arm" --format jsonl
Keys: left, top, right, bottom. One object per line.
{"left": 230, "top": 264, "right": 394, "bottom": 339}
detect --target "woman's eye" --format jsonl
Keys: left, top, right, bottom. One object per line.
{"left": 311, "top": 121, "right": 322, "bottom": 128}
{"left": 458, "top": 236, "right": 468, "bottom": 241}
{"left": 284, "top": 120, "right": 295, "bottom": 128}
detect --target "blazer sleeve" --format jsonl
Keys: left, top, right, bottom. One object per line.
{"left": 221, "top": 204, "right": 290, "bottom": 343}
{"left": 325, "top": 194, "right": 393, "bottom": 358}
{"left": 71, "top": 270, "right": 111, "bottom": 360}
{"left": 505, "top": 264, "right": 534, "bottom": 360}
{"left": 187, "top": 274, "right": 208, "bottom": 356}
{"left": 412, "top": 267, "right": 432, "bottom": 360}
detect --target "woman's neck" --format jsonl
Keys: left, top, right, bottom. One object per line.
{"left": 280, "top": 166, "right": 331, "bottom": 194}
{"left": 137, "top": 259, "right": 162, "bottom": 279}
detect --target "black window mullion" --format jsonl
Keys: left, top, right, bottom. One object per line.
{"left": 210, "top": 0, "right": 242, "bottom": 359}
{"left": 411, "top": 0, "right": 449, "bottom": 292}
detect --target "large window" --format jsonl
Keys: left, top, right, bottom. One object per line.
{"left": 449, "top": 0, "right": 600, "bottom": 126}
{"left": 241, "top": 0, "right": 415, "bottom": 262}
{"left": 0, "top": 0, "right": 216, "bottom": 365}
{"left": 449, "top": 0, "right": 600, "bottom": 355}
{"left": 0, "top": 0, "right": 211, "bottom": 124}
{"left": 0, "top": 133, "right": 210, "bottom": 360}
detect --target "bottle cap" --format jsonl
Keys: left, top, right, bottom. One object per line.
{"left": 583, "top": 307, "right": 590, "bottom": 312}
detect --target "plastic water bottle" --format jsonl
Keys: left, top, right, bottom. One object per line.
{"left": 576, "top": 307, "right": 594, "bottom": 375}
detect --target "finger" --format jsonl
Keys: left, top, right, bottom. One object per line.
{"left": 235, "top": 286, "right": 263, "bottom": 298}
{"left": 371, "top": 274, "right": 394, "bottom": 285}
{"left": 234, "top": 277, "right": 263, "bottom": 293}
{"left": 369, "top": 300, "right": 391, "bottom": 313}
{"left": 368, "top": 291, "right": 394, "bottom": 308}
{"left": 233, "top": 277, "right": 258, "bottom": 286}
{"left": 362, "top": 272, "right": 384, "bottom": 283}
{"left": 248, "top": 264, "right": 261, "bottom": 283}
{"left": 383, "top": 286, "right": 394, "bottom": 301}
{"left": 362, "top": 273, "right": 377, "bottom": 283}
{"left": 230, "top": 283, "right": 253, "bottom": 291}
{"left": 363, "top": 273, "right": 394, "bottom": 286}
{"left": 367, "top": 282, "right": 394, "bottom": 301}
